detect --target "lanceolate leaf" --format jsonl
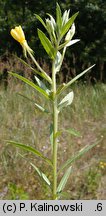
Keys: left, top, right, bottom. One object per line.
{"left": 17, "top": 93, "right": 49, "bottom": 113}
{"left": 30, "top": 163, "right": 51, "bottom": 186}
{"left": 7, "top": 141, "right": 53, "bottom": 167}
{"left": 57, "top": 166, "right": 72, "bottom": 193}
{"left": 16, "top": 57, "right": 52, "bottom": 84}
{"left": 35, "top": 14, "right": 47, "bottom": 29}
{"left": 59, "top": 65, "right": 95, "bottom": 95}
{"left": 60, "top": 12, "right": 79, "bottom": 39}
{"left": 59, "top": 139, "right": 102, "bottom": 172}
{"left": 38, "top": 29, "right": 55, "bottom": 59}
{"left": 58, "top": 91, "right": 74, "bottom": 111}
{"left": 34, "top": 76, "right": 50, "bottom": 94}
{"left": 34, "top": 103, "right": 49, "bottom": 113}
{"left": 58, "top": 39, "right": 80, "bottom": 50}
{"left": 54, "top": 51, "right": 62, "bottom": 73}
{"left": 65, "top": 39, "right": 80, "bottom": 47}
{"left": 64, "top": 128, "right": 81, "bottom": 137}
{"left": 9, "top": 72, "right": 50, "bottom": 99}
{"left": 56, "top": 3, "right": 62, "bottom": 32}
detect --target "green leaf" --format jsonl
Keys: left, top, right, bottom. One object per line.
{"left": 56, "top": 83, "right": 66, "bottom": 95}
{"left": 54, "top": 51, "right": 62, "bottom": 73}
{"left": 57, "top": 166, "right": 72, "bottom": 193}
{"left": 58, "top": 91, "right": 74, "bottom": 111}
{"left": 38, "top": 29, "right": 55, "bottom": 59}
{"left": 59, "top": 65, "right": 95, "bottom": 94}
{"left": 7, "top": 141, "right": 53, "bottom": 167}
{"left": 17, "top": 92, "right": 35, "bottom": 104}
{"left": 64, "top": 128, "right": 81, "bottom": 137}
{"left": 34, "top": 102, "right": 49, "bottom": 113}
{"left": 35, "top": 14, "right": 47, "bottom": 29}
{"left": 62, "top": 9, "right": 70, "bottom": 26}
{"left": 9, "top": 72, "right": 50, "bottom": 100}
{"left": 56, "top": 3, "right": 62, "bottom": 33}
{"left": 30, "top": 163, "right": 51, "bottom": 186}
{"left": 65, "top": 39, "right": 80, "bottom": 47}
{"left": 60, "top": 12, "right": 79, "bottom": 39}
{"left": 46, "top": 13, "right": 56, "bottom": 30}
{"left": 59, "top": 139, "right": 102, "bottom": 172}
{"left": 17, "top": 57, "right": 52, "bottom": 84}
{"left": 46, "top": 15, "right": 56, "bottom": 43}
{"left": 17, "top": 93, "right": 49, "bottom": 113}
{"left": 58, "top": 39, "right": 80, "bottom": 50}
{"left": 34, "top": 76, "right": 50, "bottom": 94}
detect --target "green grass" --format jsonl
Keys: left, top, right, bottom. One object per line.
{"left": 0, "top": 80, "right": 106, "bottom": 199}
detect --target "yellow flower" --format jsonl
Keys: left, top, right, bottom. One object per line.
{"left": 99, "top": 161, "right": 106, "bottom": 169}
{"left": 10, "top": 26, "right": 33, "bottom": 57}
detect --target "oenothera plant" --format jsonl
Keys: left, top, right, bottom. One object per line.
{"left": 8, "top": 3, "right": 98, "bottom": 199}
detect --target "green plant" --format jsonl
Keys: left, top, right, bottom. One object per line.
{"left": 7, "top": 3, "right": 100, "bottom": 200}
{"left": 6, "top": 183, "right": 29, "bottom": 200}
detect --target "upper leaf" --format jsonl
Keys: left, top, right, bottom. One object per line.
{"left": 60, "top": 12, "right": 79, "bottom": 39}
{"left": 56, "top": 3, "right": 62, "bottom": 35}
{"left": 58, "top": 39, "right": 80, "bottom": 50}
{"left": 38, "top": 29, "right": 55, "bottom": 59}
{"left": 35, "top": 14, "right": 47, "bottom": 29}
{"left": 54, "top": 51, "right": 62, "bottom": 73}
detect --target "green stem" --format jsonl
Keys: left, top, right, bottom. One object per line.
{"left": 52, "top": 60, "right": 58, "bottom": 200}
{"left": 28, "top": 50, "right": 52, "bottom": 84}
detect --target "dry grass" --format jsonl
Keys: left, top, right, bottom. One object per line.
{"left": 0, "top": 71, "right": 106, "bottom": 199}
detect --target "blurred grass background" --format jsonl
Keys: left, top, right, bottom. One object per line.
{"left": 0, "top": 69, "right": 106, "bottom": 199}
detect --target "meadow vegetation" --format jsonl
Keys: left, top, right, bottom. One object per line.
{"left": 0, "top": 68, "right": 106, "bottom": 199}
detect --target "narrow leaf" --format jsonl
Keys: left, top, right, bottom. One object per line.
{"left": 58, "top": 91, "right": 74, "bottom": 111}
{"left": 34, "top": 76, "right": 50, "bottom": 94}
{"left": 35, "top": 14, "right": 47, "bottom": 29}
{"left": 17, "top": 57, "right": 52, "bottom": 84}
{"left": 59, "top": 39, "right": 80, "bottom": 50}
{"left": 38, "top": 29, "right": 55, "bottom": 59}
{"left": 17, "top": 93, "right": 49, "bottom": 113}
{"left": 54, "top": 51, "right": 62, "bottom": 73}
{"left": 59, "top": 65, "right": 95, "bottom": 94}
{"left": 30, "top": 163, "right": 51, "bottom": 186}
{"left": 57, "top": 166, "right": 72, "bottom": 193}
{"left": 59, "top": 139, "right": 102, "bottom": 172}
{"left": 9, "top": 72, "right": 50, "bottom": 99}
{"left": 7, "top": 141, "right": 52, "bottom": 167}
{"left": 65, "top": 39, "right": 80, "bottom": 47}
{"left": 34, "top": 102, "right": 49, "bottom": 113}
{"left": 17, "top": 92, "right": 35, "bottom": 103}
{"left": 64, "top": 128, "right": 81, "bottom": 137}
{"left": 62, "top": 9, "right": 70, "bottom": 26}
{"left": 56, "top": 3, "right": 62, "bottom": 31}
{"left": 60, "top": 12, "right": 79, "bottom": 39}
